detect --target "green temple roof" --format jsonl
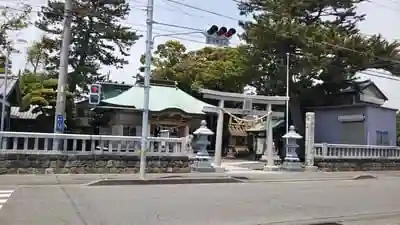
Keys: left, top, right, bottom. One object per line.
{"left": 101, "top": 82, "right": 132, "bottom": 99}
{"left": 101, "top": 84, "right": 214, "bottom": 114}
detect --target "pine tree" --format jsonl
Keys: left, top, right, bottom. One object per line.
{"left": 239, "top": 0, "right": 400, "bottom": 130}
{"left": 36, "top": 0, "right": 141, "bottom": 91}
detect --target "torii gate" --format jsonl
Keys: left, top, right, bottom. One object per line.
{"left": 200, "top": 88, "right": 288, "bottom": 170}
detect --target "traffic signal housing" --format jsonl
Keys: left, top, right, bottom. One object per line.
{"left": 89, "top": 84, "right": 101, "bottom": 105}
{"left": 204, "top": 25, "right": 236, "bottom": 46}
{"left": 225, "top": 28, "right": 236, "bottom": 38}
{"left": 216, "top": 27, "right": 227, "bottom": 36}
{"left": 207, "top": 25, "right": 218, "bottom": 35}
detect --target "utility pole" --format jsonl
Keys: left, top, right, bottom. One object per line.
{"left": 285, "top": 53, "right": 290, "bottom": 144}
{"left": 0, "top": 46, "right": 10, "bottom": 131}
{"left": 53, "top": 0, "right": 73, "bottom": 133}
{"left": 139, "top": 0, "right": 154, "bottom": 180}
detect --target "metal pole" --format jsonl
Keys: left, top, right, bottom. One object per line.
{"left": 0, "top": 46, "right": 10, "bottom": 131}
{"left": 139, "top": 0, "right": 154, "bottom": 180}
{"left": 53, "top": 0, "right": 72, "bottom": 133}
{"left": 285, "top": 53, "right": 290, "bottom": 142}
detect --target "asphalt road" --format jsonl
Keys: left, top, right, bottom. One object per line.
{"left": 1, "top": 179, "right": 400, "bottom": 225}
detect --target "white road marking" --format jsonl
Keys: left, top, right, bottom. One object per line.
{"left": 0, "top": 194, "right": 12, "bottom": 198}
{"left": 0, "top": 190, "right": 14, "bottom": 210}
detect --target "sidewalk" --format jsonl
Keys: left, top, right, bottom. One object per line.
{"left": 0, "top": 170, "right": 398, "bottom": 186}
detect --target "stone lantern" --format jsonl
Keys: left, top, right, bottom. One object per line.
{"left": 282, "top": 125, "right": 303, "bottom": 171}
{"left": 191, "top": 120, "right": 215, "bottom": 172}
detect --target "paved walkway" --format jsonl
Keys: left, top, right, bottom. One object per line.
{"left": 219, "top": 159, "right": 272, "bottom": 174}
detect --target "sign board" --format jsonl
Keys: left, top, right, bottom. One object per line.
{"left": 55, "top": 115, "right": 64, "bottom": 132}
{"left": 338, "top": 114, "right": 365, "bottom": 122}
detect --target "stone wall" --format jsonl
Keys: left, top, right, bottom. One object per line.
{"left": 315, "top": 159, "right": 400, "bottom": 171}
{"left": 0, "top": 153, "right": 190, "bottom": 174}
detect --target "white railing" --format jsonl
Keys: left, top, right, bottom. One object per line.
{"left": 0, "top": 132, "right": 191, "bottom": 156}
{"left": 313, "top": 143, "right": 400, "bottom": 159}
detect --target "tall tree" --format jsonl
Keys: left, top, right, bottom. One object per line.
{"left": 143, "top": 40, "right": 253, "bottom": 94}
{"left": 26, "top": 37, "right": 49, "bottom": 74}
{"left": 0, "top": 4, "right": 31, "bottom": 50}
{"left": 239, "top": 0, "right": 400, "bottom": 133}
{"left": 36, "top": 0, "right": 141, "bottom": 92}
{"left": 0, "top": 5, "right": 31, "bottom": 73}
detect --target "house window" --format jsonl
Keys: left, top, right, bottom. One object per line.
{"left": 376, "top": 131, "right": 389, "bottom": 145}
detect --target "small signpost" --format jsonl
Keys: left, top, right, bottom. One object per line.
{"left": 55, "top": 115, "right": 64, "bottom": 132}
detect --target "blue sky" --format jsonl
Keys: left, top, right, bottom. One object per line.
{"left": 4, "top": 0, "right": 400, "bottom": 83}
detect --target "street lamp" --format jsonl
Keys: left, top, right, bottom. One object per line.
{"left": 0, "top": 38, "right": 27, "bottom": 131}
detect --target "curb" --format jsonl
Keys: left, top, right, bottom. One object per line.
{"left": 87, "top": 177, "right": 243, "bottom": 186}
{"left": 232, "top": 174, "right": 379, "bottom": 183}
{"left": 351, "top": 174, "right": 377, "bottom": 180}
{"left": 87, "top": 174, "right": 379, "bottom": 186}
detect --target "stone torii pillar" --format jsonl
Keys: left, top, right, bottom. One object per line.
{"left": 200, "top": 88, "right": 288, "bottom": 168}
{"left": 215, "top": 100, "right": 224, "bottom": 166}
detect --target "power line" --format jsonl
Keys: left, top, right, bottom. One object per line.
{"left": 0, "top": 4, "right": 207, "bottom": 39}
{"left": 4, "top": 0, "right": 400, "bottom": 81}
{"left": 134, "top": 28, "right": 207, "bottom": 44}
{"left": 160, "top": 0, "right": 206, "bottom": 19}
{"left": 164, "top": 0, "right": 239, "bottom": 21}
{"left": 153, "top": 21, "right": 203, "bottom": 31}
{"left": 165, "top": 0, "right": 400, "bottom": 64}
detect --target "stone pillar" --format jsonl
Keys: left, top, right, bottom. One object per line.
{"left": 214, "top": 100, "right": 224, "bottom": 167}
{"left": 305, "top": 112, "right": 317, "bottom": 171}
{"left": 264, "top": 104, "right": 278, "bottom": 171}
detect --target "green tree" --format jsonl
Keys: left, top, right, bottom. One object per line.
{"left": 0, "top": 5, "right": 31, "bottom": 73}
{"left": 36, "top": 0, "right": 141, "bottom": 91}
{"left": 19, "top": 72, "right": 74, "bottom": 128}
{"left": 26, "top": 37, "right": 49, "bottom": 74}
{"left": 239, "top": 0, "right": 400, "bottom": 132}
{"left": 143, "top": 40, "right": 252, "bottom": 93}
{"left": 0, "top": 5, "right": 31, "bottom": 49}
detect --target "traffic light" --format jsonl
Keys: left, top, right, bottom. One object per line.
{"left": 216, "top": 27, "right": 227, "bottom": 36}
{"left": 204, "top": 25, "right": 236, "bottom": 46}
{"left": 207, "top": 25, "right": 218, "bottom": 35}
{"left": 225, "top": 28, "right": 236, "bottom": 38}
{"left": 89, "top": 84, "right": 101, "bottom": 105}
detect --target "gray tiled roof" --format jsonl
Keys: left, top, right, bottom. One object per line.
{"left": 10, "top": 106, "right": 41, "bottom": 120}
{"left": 356, "top": 69, "right": 400, "bottom": 111}
{"left": 0, "top": 76, "right": 18, "bottom": 97}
